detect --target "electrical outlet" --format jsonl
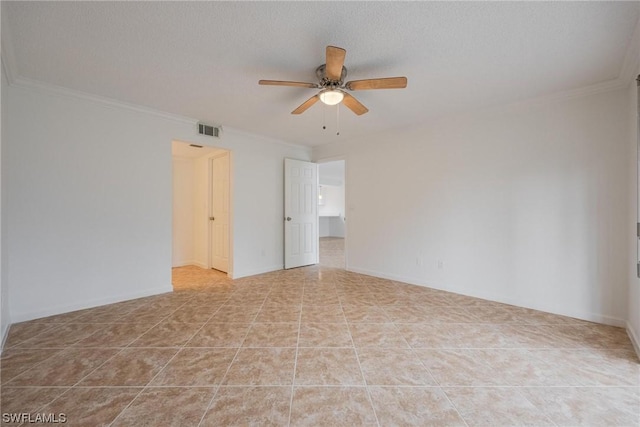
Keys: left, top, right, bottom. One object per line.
{"left": 416, "top": 257, "right": 424, "bottom": 267}
{"left": 437, "top": 260, "right": 444, "bottom": 269}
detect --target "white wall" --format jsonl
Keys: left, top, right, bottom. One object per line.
{"left": 314, "top": 88, "right": 630, "bottom": 326}
{"left": 192, "top": 154, "right": 209, "bottom": 268}
{"left": 319, "top": 185, "right": 345, "bottom": 238}
{"left": 319, "top": 160, "right": 346, "bottom": 238}
{"left": 5, "top": 82, "right": 310, "bottom": 323}
{"left": 319, "top": 216, "right": 346, "bottom": 238}
{"left": 319, "top": 217, "right": 330, "bottom": 238}
{"left": 1, "top": 59, "right": 8, "bottom": 346}
{"left": 319, "top": 185, "right": 344, "bottom": 217}
{"left": 171, "top": 152, "right": 219, "bottom": 269}
{"left": 228, "top": 131, "right": 312, "bottom": 276}
{"left": 628, "top": 73, "right": 640, "bottom": 352}
{"left": 171, "top": 157, "right": 195, "bottom": 267}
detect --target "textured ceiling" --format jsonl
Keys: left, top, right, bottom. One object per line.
{"left": 3, "top": 2, "right": 639, "bottom": 147}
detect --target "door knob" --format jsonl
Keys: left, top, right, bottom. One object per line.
{"left": 286, "top": 217, "right": 292, "bottom": 221}
{"left": 209, "top": 217, "right": 215, "bottom": 221}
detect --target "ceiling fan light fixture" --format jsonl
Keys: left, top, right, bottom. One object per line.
{"left": 259, "top": 46, "right": 406, "bottom": 115}
{"left": 319, "top": 89, "right": 344, "bottom": 106}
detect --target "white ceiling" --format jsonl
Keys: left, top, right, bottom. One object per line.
{"left": 3, "top": 2, "right": 639, "bottom": 147}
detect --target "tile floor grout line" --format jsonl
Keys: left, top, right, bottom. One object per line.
{"left": 195, "top": 282, "right": 271, "bottom": 427}
{"left": 106, "top": 351, "right": 186, "bottom": 427}
{"left": 517, "top": 388, "right": 561, "bottom": 427}
{"left": 3, "top": 256, "right": 638, "bottom": 426}
{"left": 4, "top": 384, "right": 639, "bottom": 389}
{"left": 5, "top": 323, "right": 106, "bottom": 350}
{"left": 3, "top": 324, "right": 67, "bottom": 349}
{"left": 1, "top": 385, "right": 76, "bottom": 422}
{"left": 23, "top": 345, "right": 140, "bottom": 421}
{"left": 4, "top": 343, "right": 137, "bottom": 426}
{"left": 1, "top": 348, "right": 66, "bottom": 386}
{"left": 341, "top": 300, "right": 381, "bottom": 427}
{"left": 8, "top": 344, "right": 634, "bottom": 351}
{"left": 67, "top": 346, "right": 132, "bottom": 388}
{"left": 107, "top": 296, "right": 227, "bottom": 427}
{"left": 410, "top": 345, "right": 471, "bottom": 427}
{"left": 122, "top": 309, "right": 191, "bottom": 349}
{"left": 3, "top": 321, "right": 157, "bottom": 388}
{"left": 286, "top": 277, "right": 305, "bottom": 427}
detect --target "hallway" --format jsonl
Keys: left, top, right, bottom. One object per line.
{"left": 318, "top": 237, "right": 345, "bottom": 270}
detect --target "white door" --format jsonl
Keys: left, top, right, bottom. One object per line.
{"left": 284, "top": 158, "right": 318, "bottom": 269}
{"left": 209, "top": 152, "right": 230, "bottom": 272}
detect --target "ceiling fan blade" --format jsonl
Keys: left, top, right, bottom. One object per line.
{"left": 345, "top": 77, "right": 408, "bottom": 91}
{"left": 325, "top": 46, "right": 346, "bottom": 81}
{"left": 342, "top": 93, "right": 369, "bottom": 116}
{"left": 259, "top": 80, "right": 318, "bottom": 88}
{"left": 291, "top": 95, "right": 320, "bottom": 114}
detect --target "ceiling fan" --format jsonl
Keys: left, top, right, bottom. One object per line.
{"left": 259, "top": 46, "right": 407, "bottom": 116}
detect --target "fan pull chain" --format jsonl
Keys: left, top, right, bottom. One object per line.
{"left": 322, "top": 103, "right": 326, "bottom": 130}
{"left": 336, "top": 103, "right": 340, "bottom": 136}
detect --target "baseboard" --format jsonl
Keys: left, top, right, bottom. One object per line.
{"left": 0, "top": 322, "right": 10, "bottom": 355}
{"left": 172, "top": 260, "right": 191, "bottom": 268}
{"left": 347, "top": 266, "right": 429, "bottom": 289}
{"left": 627, "top": 321, "right": 640, "bottom": 359}
{"left": 347, "top": 265, "right": 627, "bottom": 328}
{"left": 192, "top": 261, "right": 208, "bottom": 269}
{"left": 172, "top": 260, "right": 204, "bottom": 268}
{"left": 9, "top": 285, "right": 173, "bottom": 324}
{"left": 233, "top": 264, "right": 283, "bottom": 279}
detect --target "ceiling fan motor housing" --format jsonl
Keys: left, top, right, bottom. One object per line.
{"left": 258, "top": 45, "right": 406, "bottom": 115}
{"left": 316, "top": 64, "right": 348, "bottom": 88}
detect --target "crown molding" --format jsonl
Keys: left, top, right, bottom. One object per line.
{"left": 314, "top": 73, "right": 633, "bottom": 154}
{"left": 222, "top": 127, "right": 312, "bottom": 153}
{"left": 1, "top": 3, "right": 18, "bottom": 85}
{"left": 12, "top": 76, "right": 198, "bottom": 125}
{"left": 494, "top": 77, "right": 628, "bottom": 114}
{"left": 3, "top": 6, "right": 636, "bottom": 152}
{"left": 500, "top": 15, "right": 640, "bottom": 112}
{"left": 1, "top": 44, "right": 16, "bottom": 86}
{"left": 9, "top": 75, "right": 311, "bottom": 152}
{"left": 620, "top": 15, "right": 640, "bottom": 86}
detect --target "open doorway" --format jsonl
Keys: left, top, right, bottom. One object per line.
{"left": 171, "top": 140, "right": 232, "bottom": 288}
{"left": 318, "top": 160, "right": 346, "bottom": 269}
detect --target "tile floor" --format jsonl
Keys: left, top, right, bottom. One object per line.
{"left": 1, "top": 237, "right": 639, "bottom": 426}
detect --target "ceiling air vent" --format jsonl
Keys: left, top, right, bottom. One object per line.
{"left": 198, "top": 123, "right": 220, "bottom": 137}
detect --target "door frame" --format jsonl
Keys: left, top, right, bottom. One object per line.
{"left": 207, "top": 150, "right": 233, "bottom": 275}
{"left": 170, "top": 139, "right": 234, "bottom": 278}
{"left": 315, "top": 155, "right": 348, "bottom": 270}
{"left": 284, "top": 158, "right": 319, "bottom": 269}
